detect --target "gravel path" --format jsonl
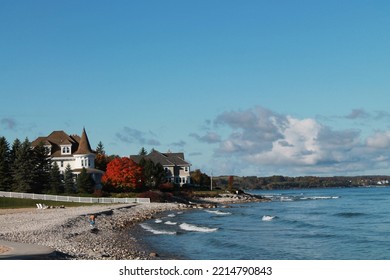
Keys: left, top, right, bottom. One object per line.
{"left": 0, "top": 203, "right": 186, "bottom": 259}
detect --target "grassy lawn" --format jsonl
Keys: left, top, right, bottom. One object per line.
{"left": 0, "top": 197, "right": 97, "bottom": 209}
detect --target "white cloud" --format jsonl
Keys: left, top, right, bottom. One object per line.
{"left": 366, "top": 131, "right": 390, "bottom": 149}
{"left": 245, "top": 116, "right": 323, "bottom": 166}
{"left": 207, "top": 106, "right": 390, "bottom": 176}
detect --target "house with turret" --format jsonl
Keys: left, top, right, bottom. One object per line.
{"left": 31, "top": 128, "right": 103, "bottom": 188}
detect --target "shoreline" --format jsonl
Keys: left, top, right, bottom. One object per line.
{"left": 0, "top": 203, "right": 187, "bottom": 259}
{"left": 0, "top": 193, "right": 269, "bottom": 260}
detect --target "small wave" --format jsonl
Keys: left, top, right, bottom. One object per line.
{"left": 168, "top": 214, "right": 176, "bottom": 217}
{"left": 279, "top": 195, "right": 340, "bottom": 202}
{"left": 140, "top": 224, "right": 177, "bottom": 235}
{"left": 205, "top": 210, "right": 232, "bottom": 215}
{"left": 300, "top": 196, "right": 340, "bottom": 200}
{"left": 155, "top": 219, "right": 163, "bottom": 223}
{"left": 177, "top": 212, "right": 183, "bottom": 215}
{"left": 262, "top": 215, "right": 276, "bottom": 221}
{"left": 165, "top": 221, "right": 177, "bottom": 225}
{"left": 179, "top": 223, "right": 218, "bottom": 233}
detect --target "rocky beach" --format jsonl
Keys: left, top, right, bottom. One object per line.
{"left": 0, "top": 192, "right": 267, "bottom": 260}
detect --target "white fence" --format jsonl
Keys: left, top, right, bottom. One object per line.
{"left": 0, "top": 191, "right": 150, "bottom": 204}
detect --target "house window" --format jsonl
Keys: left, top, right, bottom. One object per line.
{"left": 62, "top": 146, "right": 70, "bottom": 154}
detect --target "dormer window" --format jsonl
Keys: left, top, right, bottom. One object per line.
{"left": 61, "top": 145, "right": 71, "bottom": 155}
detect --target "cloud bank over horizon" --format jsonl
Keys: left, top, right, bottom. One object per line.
{"left": 190, "top": 106, "right": 390, "bottom": 177}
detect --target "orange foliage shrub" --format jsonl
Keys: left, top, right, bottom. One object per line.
{"left": 102, "top": 157, "right": 143, "bottom": 190}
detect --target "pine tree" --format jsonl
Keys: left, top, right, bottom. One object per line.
{"left": 138, "top": 158, "right": 166, "bottom": 188}
{"left": 64, "top": 164, "right": 75, "bottom": 194}
{"left": 95, "top": 141, "right": 108, "bottom": 172}
{"left": 9, "top": 138, "right": 21, "bottom": 171}
{"left": 96, "top": 141, "right": 105, "bottom": 155}
{"left": 31, "top": 142, "right": 51, "bottom": 193}
{"left": 49, "top": 162, "right": 63, "bottom": 194}
{"left": 0, "top": 136, "right": 11, "bottom": 191}
{"left": 11, "top": 138, "right": 35, "bottom": 192}
{"left": 77, "top": 167, "right": 95, "bottom": 194}
{"left": 139, "top": 147, "right": 148, "bottom": 156}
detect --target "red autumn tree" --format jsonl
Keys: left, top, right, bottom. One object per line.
{"left": 102, "top": 157, "right": 143, "bottom": 191}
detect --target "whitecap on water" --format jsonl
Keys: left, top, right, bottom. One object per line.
{"left": 155, "top": 219, "right": 163, "bottom": 223}
{"left": 165, "top": 221, "right": 177, "bottom": 225}
{"left": 205, "top": 210, "right": 232, "bottom": 215}
{"left": 168, "top": 214, "right": 176, "bottom": 217}
{"left": 179, "top": 223, "right": 218, "bottom": 233}
{"left": 300, "top": 196, "right": 340, "bottom": 200}
{"left": 262, "top": 215, "right": 276, "bottom": 221}
{"left": 140, "top": 223, "right": 177, "bottom": 235}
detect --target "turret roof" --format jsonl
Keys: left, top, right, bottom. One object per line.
{"left": 74, "top": 128, "right": 93, "bottom": 155}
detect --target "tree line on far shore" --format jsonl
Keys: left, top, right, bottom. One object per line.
{"left": 213, "top": 175, "right": 390, "bottom": 190}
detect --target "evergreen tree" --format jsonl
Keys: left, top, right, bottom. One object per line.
{"left": 95, "top": 141, "right": 108, "bottom": 172}
{"left": 154, "top": 163, "right": 167, "bottom": 187}
{"left": 31, "top": 142, "right": 51, "bottom": 193}
{"left": 11, "top": 138, "right": 35, "bottom": 192}
{"left": 49, "top": 162, "right": 63, "bottom": 194}
{"left": 0, "top": 136, "right": 11, "bottom": 191}
{"left": 64, "top": 164, "right": 75, "bottom": 194}
{"left": 96, "top": 141, "right": 105, "bottom": 155}
{"left": 138, "top": 158, "right": 166, "bottom": 188}
{"left": 139, "top": 147, "right": 148, "bottom": 156}
{"left": 77, "top": 167, "right": 95, "bottom": 194}
{"left": 9, "top": 138, "right": 21, "bottom": 171}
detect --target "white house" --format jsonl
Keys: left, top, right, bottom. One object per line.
{"left": 31, "top": 128, "right": 103, "bottom": 187}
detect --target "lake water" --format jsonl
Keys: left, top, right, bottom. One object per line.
{"left": 138, "top": 187, "right": 390, "bottom": 260}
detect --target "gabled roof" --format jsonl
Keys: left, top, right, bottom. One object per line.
{"left": 130, "top": 150, "right": 190, "bottom": 167}
{"left": 32, "top": 128, "right": 94, "bottom": 157}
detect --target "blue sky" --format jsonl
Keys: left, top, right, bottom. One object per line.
{"left": 2, "top": 1, "right": 390, "bottom": 177}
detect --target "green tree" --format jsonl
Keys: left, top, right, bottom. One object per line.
{"left": 64, "top": 164, "right": 75, "bottom": 194}
{"left": 11, "top": 138, "right": 35, "bottom": 192}
{"left": 48, "top": 162, "right": 63, "bottom": 194}
{"left": 139, "top": 147, "right": 148, "bottom": 156}
{"left": 138, "top": 158, "right": 166, "bottom": 188}
{"left": 9, "top": 138, "right": 21, "bottom": 171}
{"left": 95, "top": 141, "right": 109, "bottom": 172}
{"left": 0, "top": 136, "right": 11, "bottom": 191}
{"left": 190, "top": 169, "right": 211, "bottom": 186}
{"left": 96, "top": 141, "right": 105, "bottom": 155}
{"left": 77, "top": 167, "right": 95, "bottom": 194}
{"left": 31, "top": 142, "right": 51, "bottom": 193}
